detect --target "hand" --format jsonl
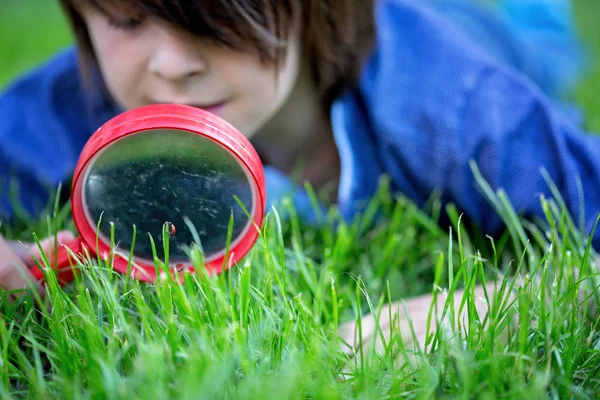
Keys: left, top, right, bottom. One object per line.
{"left": 0, "top": 231, "right": 75, "bottom": 296}
{"left": 338, "top": 283, "right": 499, "bottom": 357}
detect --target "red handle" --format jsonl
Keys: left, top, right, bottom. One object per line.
{"left": 29, "top": 237, "right": 83, "bottom": 286}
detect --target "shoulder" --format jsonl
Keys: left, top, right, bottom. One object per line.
{"left": 0, "top": 47, "right": 97, "bottom": 217}
{"left": 1, "top": 47, "right": 81, "bottom": 168}
{"left": 0, "top": 47, "right": 115, "bottom": 167}
{"left": 0, "top": 45, "right": 120, "bottom": 133}
{"left": 0, "top": 46, "right": 81, "bottom": 114}
{"left": 0, "top": 46, "right": 122, "bottom": 191}
{"left": 0, "top": 46, "right": 84, "bottom": 144}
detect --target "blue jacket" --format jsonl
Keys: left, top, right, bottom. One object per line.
{"left": 2, "top": 0, "right": 599, "bottom": 246}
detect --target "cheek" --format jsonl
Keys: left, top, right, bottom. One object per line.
{"left": 244, "top": 69, "right": 280, "bottom": 103}
{"left": 214, "top": 47, "right": 301, "bottom": 137}
{"left": 248, "top": 45, "right": 301, "bottom": 110}
{"left": 228, "top": 54, "right": 299, "bottom": 109}
{"left": 235, "top": 67, "right": 285, "bottom": 129}
{"left": 86, "top": 22, "right": 148, "bottom": 107}
{"left": 252, "top": 57, "right": 300, "bottom": 118}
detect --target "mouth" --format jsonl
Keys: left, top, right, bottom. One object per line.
{"left": 190, "top": 101, "right": 227, "bottom": 115}
{"left": 151, "top": 100, "right": 227, "bottom": 116}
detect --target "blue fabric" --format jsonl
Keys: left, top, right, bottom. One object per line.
{"left": 430, "top": 0, "right": 588, "bottom": 125}
{"left": 0, "top": 49, "right": 120, "bottom": 218}
{"left": 332, "top": 0, "right": 600, "bottom": 242}
{"left": 435, "top": 0, "right": 587, "bottom": 100}
{"left": 2, "top": 0, "right": 600, "bottom": 247}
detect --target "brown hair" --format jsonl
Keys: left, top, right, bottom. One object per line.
{"left": 59, "top": 0, "right": 375, "bottom": 111}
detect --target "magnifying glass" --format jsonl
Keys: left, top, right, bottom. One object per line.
{"left": 29, "top": 104, "right": 265, "bottom": 284}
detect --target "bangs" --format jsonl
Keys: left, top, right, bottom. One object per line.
{"left": 71, "top": 0, "right": 296, "bottom": 61}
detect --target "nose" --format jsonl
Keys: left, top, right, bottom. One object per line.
{"left": 148, "top": 27, "right": 209, "bottom": 83}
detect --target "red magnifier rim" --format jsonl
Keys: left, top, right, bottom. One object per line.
{"left": 71, "top": 104, "right": 265, "bottom": 281}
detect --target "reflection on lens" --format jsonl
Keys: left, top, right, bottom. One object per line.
{"left": 83, "top": 129, "right": 254, "bottom": 262}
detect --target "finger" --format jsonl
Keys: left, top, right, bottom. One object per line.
{"left": 0, "top": 236, "right": 43, "bottom": 294}
{"left": 28, "top": 230, "right": 76, "bottom": 261}
{"left": 338, "top": 283, "right": 501, "bottom": 355}
{"left": 7, "top": 239, "right": 31, "bottom": 260}
{"left": 8, "top": 231, "right": 76, "bottom": 264}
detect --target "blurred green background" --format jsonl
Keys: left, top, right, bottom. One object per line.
{"left": 1, "top": 0, "right": 599, "bottom": 130}
{"left": 0, "top": 1, "right": 72, "bottom": 87}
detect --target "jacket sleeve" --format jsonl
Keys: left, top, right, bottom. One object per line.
{"left": 0, "top": 72, "right": 56, "bottom": 219}
{"left": 439, "top": 66, "right": 600, "bottom": 241}
{"left": 0, "top": 48, "right": 96, "bottom": 221}
{"left": 361, "top": 0, "right": 600, "bottom": 246}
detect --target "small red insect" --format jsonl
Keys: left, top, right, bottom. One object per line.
{"left": 166, "top": 221, "right": 176, "bottom": 238}
{"left": 175, "top": 263, "right": 185, "bottom": 272}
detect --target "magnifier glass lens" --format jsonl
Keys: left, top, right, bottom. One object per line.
{"left": 83, "top": 129, "right": 254, "bottom": 262}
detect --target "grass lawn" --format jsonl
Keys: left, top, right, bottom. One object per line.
{"left": 1, "top": 1, "right": 600, "bottom": 399}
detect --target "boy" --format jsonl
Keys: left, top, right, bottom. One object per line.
{"left": 0, "top": 1, "right": 595, "bottom": 346}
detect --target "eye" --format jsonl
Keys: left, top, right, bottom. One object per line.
{"left": 107, "top": 16, "right": 145, "bottom": 31}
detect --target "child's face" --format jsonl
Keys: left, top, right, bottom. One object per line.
{"left": 80, "top": 5, "right": 302, "bottom": 138}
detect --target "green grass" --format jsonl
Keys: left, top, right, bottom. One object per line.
{"left": 2, "top": 1, "right": 600, "bottom": 399}
{"left": 2, "top": 175, "right": 600, "bottom": 398}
